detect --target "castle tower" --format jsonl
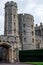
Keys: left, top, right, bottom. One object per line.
{"left": 4, "top": 1, "right": 21, "bottom": 62}
{"left": 18, "top": 14, "right": 36, "bottom": 50}
{"left": 4, "top": 1, "right": 18, "bottom": 36}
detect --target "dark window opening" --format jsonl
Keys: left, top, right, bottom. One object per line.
{"left": 14, "top": 15, "right": 15, "bottom": 18}
{"left": 24, "top": 30, "right": 26, "bottom": 35}
{"left": 14, "top": 22, "right": 15, "bottom": 25}
{"left": 23, "top": 24, "right": 25, "bottom": 28}
{"left": 32, "top": 31, "right": 34, "bottom": 36}
{"left": 31, "top": 25, "right": 33, "bottom": 29}
{"left": 24, "top": 38, "right": 26, "bottom": 42}
{"left": 14, "top": 29, "right": 16, "bottom": 33}
{"left": 32, "top": 38, "right": 34, "bottom": 43}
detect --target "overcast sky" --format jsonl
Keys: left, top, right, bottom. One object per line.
{"left": 0, "top": 0, "right": 43, "bottom": 35}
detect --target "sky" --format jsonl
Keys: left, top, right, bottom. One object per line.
{"left": 0, "top": 0, "right": 43, "bottom": 35}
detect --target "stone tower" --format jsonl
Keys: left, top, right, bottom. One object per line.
{"left": 18, "top": 14, "right": 36, "bottom": 50}
{"left": 4, "top": 1, "right": 18, "bottom": 36}
{"left": 4, "top": 1, "right": 21, "bottom": 63}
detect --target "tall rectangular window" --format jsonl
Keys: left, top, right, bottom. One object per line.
{"left": 24, "top": 38, "right": 26, "bottom": 42}
{"left": 32, "top": 31, "right": 34, "bottom": 36}
{"left": 14, "top": 29, "right": 16, "bottom": 33}
{"left": 23, "top": 24, "right": 25, "bottom": 28}
{"left": 14, "top": 22, "right": 15, "bottom": 25}
{"left": 24, "top": 30, "right": 26, "bottom": 35}
{"left": 32, "top": 38, "right": 34, "bottom": 43}
{"left": 14, "top": 15, "right": 15, "bottom": 18}
{"left": 31, "top": 25, "right": 33, "bottom": 29}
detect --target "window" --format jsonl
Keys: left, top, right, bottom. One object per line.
{"left": 31, "top": 25, "right": 33, "bottom": 29}
{"left": 14, "top": 29, "right": 16, "bottom": 33}
{"left": 32, "top": 31, "right": 34, "bottom": 36}
{"left": 32, "top": 38, "right": 34, "bottom": 43}
{"left": 14, "top": 15, "right": 15, "bottom": 18}
{"left": 23, "top": 24, "right": 25, "bottom": 28}
{"left": 14, "top": 22, "right": 15, "bottom": 26}
{"left": 24, "top": 38, "right": 26, "bottom": 42}
{"left": 24, "top": 30, "right": 26, "bottom": 35}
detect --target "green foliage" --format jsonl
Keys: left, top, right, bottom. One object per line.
{"left": 19, "top": 49, "right": 43, "bottom": 62}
